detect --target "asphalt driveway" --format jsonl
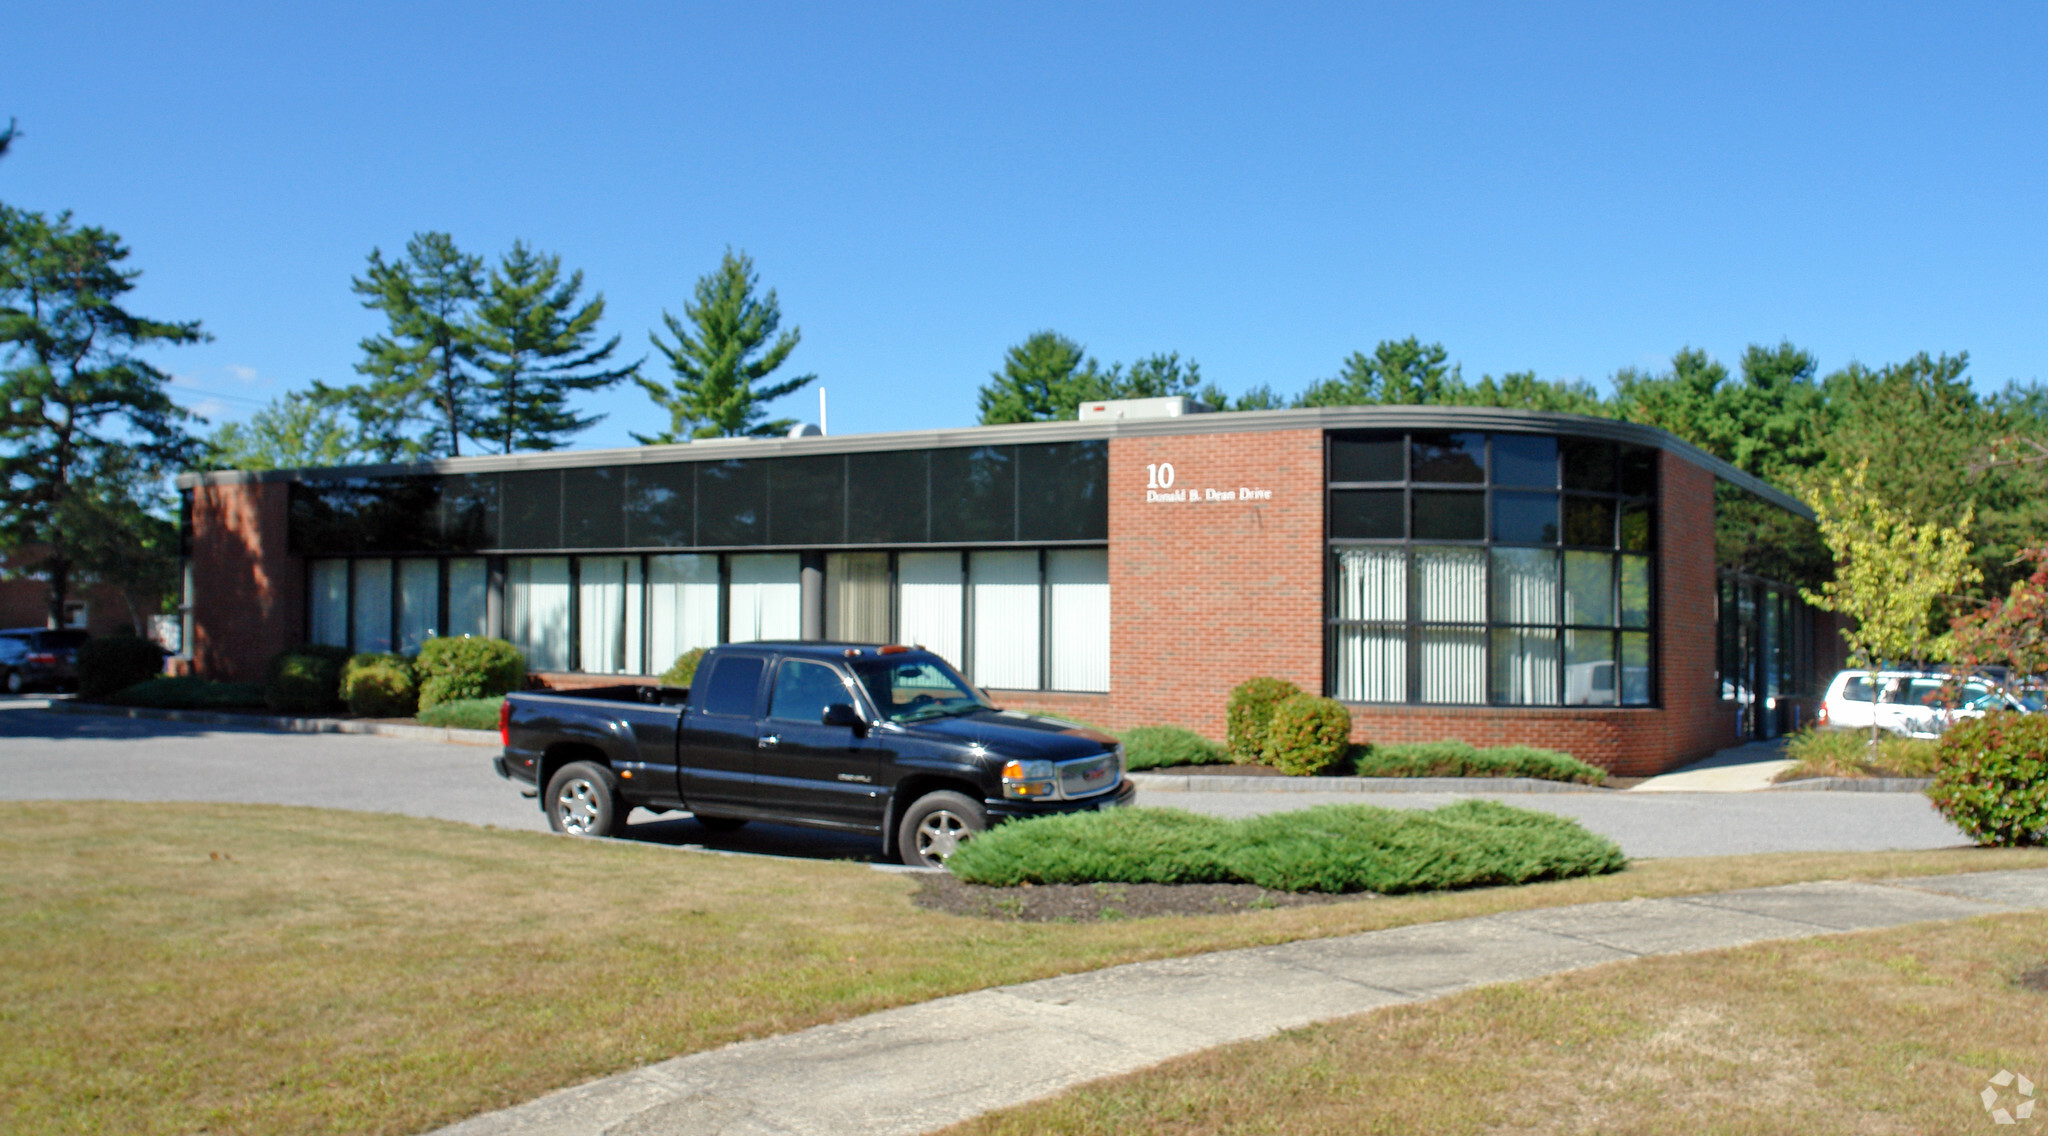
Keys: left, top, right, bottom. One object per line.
{"left": 0, "top": 699, "right": 1969, "bottom": 860}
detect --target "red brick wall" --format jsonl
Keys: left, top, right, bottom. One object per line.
{"left": 189, "top": 480, "right": 302, "bottom": 682}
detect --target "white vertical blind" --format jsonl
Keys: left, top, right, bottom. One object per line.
{"left": 506, "top": 557, "right": 571, "bottom": 672}
{"left": 1420, "top": 628, "right": 1485, "bottom": 703}
{"left": 970, "top": 550, "right": 1040, "bottom": 690}
{"left": 446, "top": 558, "right": 488, "bottom": 638}
{"left": 826, "top": 552, "right": 892, "bottom": 642}
{"left": 352, "top": 558, "right": 393, "bottom": 653}
{"left": 309, "top": 560, "right": 349, "bottom": 648}
{"left": 1490, "top": 628, "right": 1559, "bottom": 705}
{"left": 897, "top": 551, "right": 963, "bottom": 668}
{"left": 649, "top": 554, "right": 720, "bottom": 671}
{"left": 397, "top": 560, "right": 439, "bottom": 653}
{"left": 1490, "top": 548, "right": 1558, "bottom": 624}
{"left": 1415, "top": 546, "right": 1486, "bottom": 622}
{"left": 1333, "top": 547, "right": 1406, "bottom": 702}
{"left": 729, "top": 553, "right": 801, "bottom": 643}
{"left": 578, "top": 556, "right": 643, "bottom": 675}
{"left": 1333, "top": 547, "right": 1405, "bottom": 622}
{"left": 1047, "top": 549, "right": 1109, "bottom": 692}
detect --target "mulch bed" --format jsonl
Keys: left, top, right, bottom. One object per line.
{"left": 913, "top": 873, "right": 1377, "bottom": 922}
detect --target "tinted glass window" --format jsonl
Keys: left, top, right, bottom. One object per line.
{"left": 1019, "top": 442, "right": 1107, "bottom": 542}
{"left": 1330, "top": 490, "right": 1404, "bottom": 539}
{"left": 1563, "top": 497, "right": 1615, "bottom": 547}
{"left": 1413, "top": 490, "right": 1484, "bottom": 540}
{"left": 563, "top": 466, "right": 626, "bottom": 548}
{"left": 39, "top": 630, "right": 90, "bottom": 649}
{"left": 770, "top": 454, "right": 846, "bottom": 545}
{"left": 625, "top": 463, "right": 693, "bottom": 547}
{"left": 1492, "top": 492, "right": 1559, "bottom": 544}
{"left": 442, "top": 473, "right": 499, "bottom": 550}
{"left": 1411, "top": 433, "right": 1486, "bottom": 483}
{"left": 769, "top": 659, "right": 854, "bottom": 723}
{"left": 1562, "top": 439, "right": 1617, "bottom": 492}
{"left": 847, "top": 450, "right": 927, "bottom": 543}
{"left": 1619, "top": 446, "right": 1658, "bottom": 497}
{"left": 930, "top": 446, "right": 1015, "bottom": 543}
{"left": 1620, "top": 501, "right": 1654, "bottom": 551}
{"left": 698, "top": 655, "right": 764, "bottom": 717}
{"left": 289, "top": 477, "right": 443, "bottom": 555}
{"left": 500, "top": 469, "right": 563, "bottom": 549}
{"left": 1329, "top": 434, "right": 1404, "bottom": 482}
{"left": 699, "top": 459, "right": 767, "bottom": 546}
{"left": 852, "top": 657, "right": 989, "bottom": 722}
{"left": 1491, "top": 435, "right": 1557, "bottom": 488}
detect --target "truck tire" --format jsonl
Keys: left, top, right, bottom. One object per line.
{"left": 897, "top": 790, "right": 985, "bottom": 868}
{"left": 546, "top": 761, "right": 620, "bottom": 838}
{"left": 692, "top": 814, "right": 749, "bottom": 833}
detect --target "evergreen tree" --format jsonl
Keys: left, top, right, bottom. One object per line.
{"left": 976, "top": 331, "right": 1113, "bottom": 424}
{"left": 637, "top": 249, "right": 813, "bottom": 441}
{"left": 0, "top": 204, "right": 204, "bottom": 626}
{"left": 1297, "top": 338, "right": 1462, "bottom": 406}
{"left": 1452, "top": 370, "right": 1607, "bottom": 415}
{"left": 346, "top": 232, "right": 485, "bottom": 459}
{"left": 471, "top": 242, "right": 636, "bottom": 453}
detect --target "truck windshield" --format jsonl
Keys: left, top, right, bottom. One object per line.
{"left": 852, "top": 658, "right": 990, "bottom": 723}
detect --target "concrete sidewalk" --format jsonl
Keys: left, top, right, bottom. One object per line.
{"left": 1628, "top": 738, "right": 1796, "bottom": 791}
{"left": 429, "top": 868, "right": 2048, "bottom": 1136}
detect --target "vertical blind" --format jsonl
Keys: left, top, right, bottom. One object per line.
{"left": 826, "top": 552, "right": 892, "bottom": 643}
{"left": 447, "top": 558, "right": 488, "bottom": 638}
{"left": 397, "top": 559, "right": 439, "bottom": 653}
{"left": 309, "top": 559, "right": 348, "bottom": 648}
{"left": 1046, "top": 549, "right": 1109, "bottom": 693}
{"left": 896, "top": 551, "right": 964, "bottom": 668}
{"left": 577, "top": 556, "right": 643, "bottom": 675}
{"left": 1332, "top": 547, "right": 1404, "bottom": 703}
{"left": 351, "top": 558, "right": 393, "bottom": 654}
{"left": 648, "top": 554, "right": 719, "bottom": 672}
{"left": 970, "top": 550, "right": 1040, "bottom": 690}
{"left": 728, "top": 553, "right": 801, "bottom": 643}
{"left": 506, "top": 557, "right": 570, "bottom": 671}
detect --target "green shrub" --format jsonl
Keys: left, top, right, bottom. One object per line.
{"left": 416, "top": 696, "right": 505, "bottom": 731}
{"left": 106, "top": 677, "right": 267, "bottom": 710}
{"left": 1780, "top": 728, "right": 1944, "bottom": 782}
{"left": 1927, "top": 711, "right": 2048, "bottom": 846}
{"left": 263, "top": 645, "right": 351, "bottom": 714}
{"left": 1262, "top": 694, "right": 1352, "bottom": 776}
{"left": 1121, "top": 725, "right": 1228, "bottom": 770}
{"left": 1224, "top": 676, "right": 1302, "bottom": 763}
{"left": 659, "top": 647, "right": 709, "bottom": 687}
{"left": 76, "top": 636, "right": 165, "bottom": 699}
{"left": 1353, "top": 740, "right": 1607, "bottom": 785}
{"left": 415, "top": 636, "right": 525, "bottom": 710}
{"left": 341, "top": 653, "right": 418, "bottom": 718}
{"left": 947, "top": 800, "right": 1626, "bottom": 894}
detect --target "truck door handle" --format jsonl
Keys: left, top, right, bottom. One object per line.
{"left": 759, "top": 735, "right": 779, "bottom": 749}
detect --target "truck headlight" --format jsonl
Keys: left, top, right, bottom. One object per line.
{"left": 1001, "top": 759, "right": 1057, "bottom": 800}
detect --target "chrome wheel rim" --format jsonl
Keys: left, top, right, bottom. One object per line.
{"left": 555, "top": 778, "right": 602, "bottom": 835}
{"left": 915, "top": 809, "right": 973, "bottom": 865}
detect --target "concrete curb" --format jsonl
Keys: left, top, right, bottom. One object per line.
{"left": 43, "top": 700, "right": 501, "bottom": 746}
{"left": 1129, "top": 772, "right": 1598, "bottom": 793}
{"left": 427, "top": 868, "right": 2048, "bottom": 1136}
{"left": 1768, "top": 776, "right": 1934, "bottom": 793}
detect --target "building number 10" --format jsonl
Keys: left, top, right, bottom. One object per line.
{"left": 1145, "top": 462, "right": 1176, "bottom": 489}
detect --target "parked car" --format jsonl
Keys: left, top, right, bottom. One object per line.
{"left": 1817, "top": 669, "right": 2026, "bottom": 738}
{"left": 496, "top": 642, "right": 1134, "bottom": 866}
{"left": 0, "top": 628, "right": 90, "bottom": 694}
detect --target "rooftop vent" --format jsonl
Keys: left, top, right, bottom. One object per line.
{"left": 1076, "top": 396, "right": 1214, "bottom": 422}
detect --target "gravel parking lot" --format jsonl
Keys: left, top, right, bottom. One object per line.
{"left": 0, "top": 699, "right": 1969, "bottom": 861}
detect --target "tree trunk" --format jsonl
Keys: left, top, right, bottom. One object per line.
{"left": 45, "top": 556, "right": 70, "bottom": 630}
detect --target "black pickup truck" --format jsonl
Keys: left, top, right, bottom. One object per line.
{"left": 495, "top": 642, "right": 1133, "bottom": 866}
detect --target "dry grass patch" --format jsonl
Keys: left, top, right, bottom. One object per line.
{"left": 946, "top": 911, "right": 2048, "bottom": 1136}
{"left": 2, "top": 802, "right": 2044, "bottom": 1135}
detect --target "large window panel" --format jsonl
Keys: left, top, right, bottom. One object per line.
{"left": 1491, "top": 548, "right": 1558, "bottom": 624}
{"left": 1332, "top": 548, "right": 1406, "bottom": 702}
{"left": 1491, "top": 492, "right": 1558, "bottom": 544}
{"left": 624, "top": 464, "right": 694, "bottom": 548}
{"left": 1334, "top": 547, "right": 1406, "bottom": 622}
{"left": 1413, "top": 491, "right": 1484, "bottom": 541}
{"left": 1411, "top": 433, "right": 1485, "bottom": 483}
{"left": 728, "top": 553, "right": 800, "bottom": 642}
{"left": 1415, "top": 546, "right": 1485, "bottom": 623}
{"left": 1047, "top": 548, "right": 1109, "bottom": 692}
{"left": 441, "top": 474, "right": 499, "bottom": 551}
{"left": 352, "top": 558, "right": 393, "bottom": 653}
{"left": 1330, "top": 490, "right": 1404, "bottom": 539}
{"left": 1621, "top": 631, "right": 1652, "bottom": 705}
{"left": 500, "top": 470, "right": 563, "bottom": 550}
{"left": 826, "top": 552, "right": 892, "bottom": 643}
{"left": 1420, "top": 627, "right": 1485, "bottom": 704}
{"left": 1019, "top": 442, "right": 1108, "bottom": 542}
{"left": 1333, "top": 627, "right": 1405, "bottom": 703}
{"left": 970, "top": 550, "right": 1039, "bottom": 690}
{"left": 1492, "top": 628, "right": 1559, "bottom": 705}
{"left": 447, "top": 558, "right": 488, "bottom": 638}
{"left": 1491, "top": 435, "right": 1558, "bottom": 488}
{"left": 1564, "top": 629, "right": 1617, "bottom": 706}
{"left": 563, "top": 467, "right": 626, "bottom": 549}
{"left": 931, "top": 447, "right": 1015, "bottom": 543}
{"left": 846, "top": 450, "right": 927, "bottom": 544}
{"left": 578, "top": 556, "right": 643, "bottom": 675}
{"left": 770, "top": 454, "right": 845, "bottom": 545}
{"left": 1564, "top": 551, "right": 1614, "bottom": 627}
{"left": 648, "top": 554, "right": 720, "bottom": 670}
{"left": 397, "top": 559, "right": 439, "bottom": 653}
{"left": 1619, "top": 555, "right": 1652, "bottom": 628}
{"left": 1330, "top": 433, "right": 1405, "bottom": 482}
{"left": 699, "top": 460, "right": 767, "bottom": 546}
{"left": 309, "top": 559, "right": 349, "bottom": 647}
{"left": 506, "top": 557, "right": 571, "bottom": 672}
{"left": 897, "top": 551, "right": 964, "bottom": 667}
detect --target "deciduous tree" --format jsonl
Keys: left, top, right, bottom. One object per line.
{"left": 637, "top": 250, "right": 813, "bottom": 440}
{"left": 206, "top": 390, "right": 370, "bottom": 471}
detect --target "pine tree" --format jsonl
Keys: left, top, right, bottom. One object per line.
{"left": 346, "top": 232, "right": 485, "bottom": 458}
{"left": 636, "top": 250, "right": 814, "bottom": 441}
{"left": 976, "top": 331, "right": 1109, "bottom": 424}
{"left": 471, "top": 242, "right": 636, "bottom": 453}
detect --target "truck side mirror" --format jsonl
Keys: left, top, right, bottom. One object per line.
{"left": 822, "top": 702, "right": 866, "bottom": 735}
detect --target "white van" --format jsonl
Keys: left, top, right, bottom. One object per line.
{"left": 1818, "top": 670, "right": 2024, "bottom": 738}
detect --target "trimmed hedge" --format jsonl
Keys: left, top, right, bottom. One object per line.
{"left": 1353, "top": 741, "right": 1607, "bottom": 785}
{"left": 416, "top": 696, "right": 505, "bottom": 731}
{"left": 659, "top": 647, "right": 708, "bottom": 687}
{"left": 415, "top": 636, "right": 525, "bottom": 711}
{"left": 946, "top": 800, "right": 1626, "bottom": 894}
{"left": 1121, "top": 725, "right": 1228, "bottom": 771}
{"left": 1263, "top": 694, "right": 1352, "bottom": 775}
{"left": 107, "top": 677, "right": 267, "bottom": 710}
{"left": 77, "top": 636, "right": 165, "bottom": 699}
{"left": 341, "top": 653, "right": 418, "bottom": 718}
{"left": 1225, "top": 676, "right": 1302, "bottom": 763}
{"left": 1928, "top": 711, "right": 2048, "bottom": 846}
{"left": 264, "top": 645, "right": 351, "bottom": 714}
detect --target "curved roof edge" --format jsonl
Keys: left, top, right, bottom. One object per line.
{"left": 174, "top": 405, "right": 1812, "bottom": 520}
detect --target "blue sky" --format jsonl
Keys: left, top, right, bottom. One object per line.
{"left": 7, "top": 2, "right": 2047, "bottom": 447}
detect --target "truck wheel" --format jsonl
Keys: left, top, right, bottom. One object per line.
{"left": 546, "top": 761, "right": 620, "bottom": 837}
{"left": 692, "top": 814, "right": 748, "bottom": 833}
{"left": 897, "top": 791, "right": 985, "bottom": 868}
{"left": 4, "top": 669, "right": 22, "bottom": 695}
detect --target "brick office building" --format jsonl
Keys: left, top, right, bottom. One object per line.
{"left": 175, "top": 404, "right": 1832, "bottom": 776}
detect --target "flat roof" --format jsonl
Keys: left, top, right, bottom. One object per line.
{"left": 176, "top": 405, "right": 1813, "bottom": 519}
